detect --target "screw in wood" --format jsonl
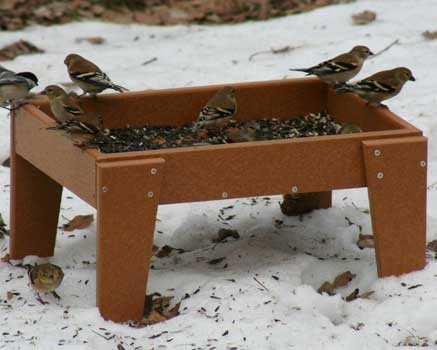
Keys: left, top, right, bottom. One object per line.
{"left": 222, "top": 192, "right": 228, "bottom": 198}
{"left": 377, "top": 172, "right": 384, "bottom": 179}
{"left": 150, "top": 168, "right": 157, "bottom": 175}
{"left": 374, "top": 149, "right": 381, "bottom": 156}
{"left": 291, "top": 186, "right": 298, "bottom": 193}
{"left": 147, "top": 191, "right": 154, "bottom": 198}
{"left": 101, "top": 186, "right": 108, "bottom": 193}
{"left": 420, "top": 161, "right": 426, "bottom": 168}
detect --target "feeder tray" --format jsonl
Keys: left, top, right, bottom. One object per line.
{"left": 9, "top": 78, "right": 427, "bottom": 322}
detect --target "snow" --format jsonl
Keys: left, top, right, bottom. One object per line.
{"left": 1, "top": 0, "right": 437, "bottom": 348}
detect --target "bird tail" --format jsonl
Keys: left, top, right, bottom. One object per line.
{"left": 111, "top": 84, "right": 129, "bottom": 93}
{"left": 334, "top": 84, "right": 353, "bottom": 93}
{"left": 289, "top": 68, "right": 311, "bottom": 75}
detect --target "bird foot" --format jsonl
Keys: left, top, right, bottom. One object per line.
{"left": 36, "top": 294, "right": 48, "bottom": 305}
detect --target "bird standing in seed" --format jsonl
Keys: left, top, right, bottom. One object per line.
{"left": 28, "top": 263, "right": 64, "bottom": 304}
{"left": 335, "top": 67, "right": 415, "bottom": 107}
{"left": 196, "top": 86, "right": 237, "bottom": 129}
{"left": 0, "top": 65, "right": 38, "bottom": 109}
{"left": 289, "top": 46, "right": 374, "bottom": 85}
{"left": 64, "top": 53, "right": 128, "bottom": 96}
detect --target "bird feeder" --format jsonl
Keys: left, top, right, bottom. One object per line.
{"left": 9, "top": 78, "right": 427, "bottom": 322}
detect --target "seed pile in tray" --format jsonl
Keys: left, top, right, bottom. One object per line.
{"left": 90, "top": 111, "right": 344, "bottom": 153}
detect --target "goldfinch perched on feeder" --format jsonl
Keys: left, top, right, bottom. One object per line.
{"left": 0, "top": 65, "right": 38, "bottom": 108}
{"left": 43, "top": 85, "right": 85, "bottom": 123}
{"left": 335, "top": 67, "right": 416, "bottom": 107}
{"left": 28, "top": 263, "right": 64, "bottom": 303}
{"left": 289, "top": 46, "right": 374, "bottom": 85}
{"left": 64, "top": 53, "right": 128, "bottom": 96}
{"left": 196, "top": 86, "right": 237, "bottom": 129}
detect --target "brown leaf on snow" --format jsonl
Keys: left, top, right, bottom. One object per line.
{"left": 352, "top": 10, "right": 376, "bottom": 25}
{"left": 422, "top": 30, "right": 437, "bottom": 40}
{"left": 75, "top": 36, "right": 106, "bottom": 45}
{"left": 0, "top": 40, "right": 44, "bottom": 61}
{"left": 357, "top": 234, "right": 375, "bottom": 249}
{"left": 358, "top": 290, "right": 374, "bottom": 299}
{"left": 212, "top": 228, "right": 240, "bottom": 243}
{"left": 132, "top": 294, "right": 181, "bottom": 327}
{"left": 345, "top": 288, "right": 360, "bottom": 302}
{"left": 63, "top": 214, "right": 94, "bottom": 231}
{"left": 154, "top": 245, "right": 186, "bottom": 258}
{"left": 426, "top": 239, "right": 437, "bottom": 252}
{"left": 318, "top": 271, "right": 356, "bottom": 295}
{"left": 7, "top": 291, "right": 14, "bottom": 301}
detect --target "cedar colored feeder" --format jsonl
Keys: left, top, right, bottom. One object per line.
{"left": 9, "top": 78, "right": 427, "bottom": 322}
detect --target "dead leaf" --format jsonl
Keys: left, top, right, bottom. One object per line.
{"left": 422, "top": 30, "right": 437, "bottom": 40}
{"left": 75, "top": 37, "right": 106, "bottom": 45}
{"left": 162, "top": 302, "right": 181, "bottom": 319}
{"left": 0, "top": 40, "right": 44, "bottom": 61}
{"left": 143, "top": 310, "right": 168, "bottom": 325}
{"left": 155, "top": 245, "right": 185, "bottom": 258}
{"left": 6, "top": 291, "right": 13, "bottom": 301}
{"left": 357, "top": 234, "right": 375, "bottom": 249}
{"left": 135, "top": 294, "right": 181, "bottom": 327}
{"left": 63, "top": 214, "right": 94, "bottom": 231}
{"left": 359, "top": 290, "right": 374, "bottom": 299}
{"left": 345, "top": 288, "right": 360, "bottom": 302}
{"left": 333, "top": 271, "right": 356, "bottom": 288}
{"left": 317, "top": 281, "right": 335, "bottom": 295}
{"left": 426, "top": 239, "right": 437, "bottom": 252}
{"left": 208, "top": 257, "right": 226, "bottom": 265}
{"left": 213, "top": 228, "right": 240, "bottom": 243}
{"left": 151, "top": 296, "right": 173, "bottom": 312}
{"left": 352, "top": 10, "right": 376, "bottom": 25}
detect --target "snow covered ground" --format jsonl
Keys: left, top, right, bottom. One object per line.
{"left": 1, "top": 0, "right": 437, "bottom": 348}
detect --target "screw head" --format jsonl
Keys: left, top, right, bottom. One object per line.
{"left": 374, "top": 149, "right": 381, "bottom": 157}
{"left": 377, "top": 172, "right": 384, "bottom": 179}
{"left": 420, "top": 160, "right": 427, "bottom": 168}
{"left": 222, "top": 192, "right": 228, "bottom": 199}
{"left": 101, "top": 186, "right": 108, "bottom": 193}
{"left": 291, "top": 186, "right": 298, "bottom": 193}
{"left": 147, "top": 191, "right": 154, "bottom": 198}
{"left": 150, "top": 168, "right": 157, "bottom": 175}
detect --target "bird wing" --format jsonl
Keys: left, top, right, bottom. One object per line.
{"left": 0, "top": 72, "right": 27, "bottom": 86}
{"left": 198, "top": 106, "right": 235, "bottom": 122}
{"left": 353, "top": 79, "right": 395, "bottom": 93}
{"left": 61, "top": 99, "right": 84, "bottom": 116}
{"left": 71, "top": 71, "right": 116, "bottom": 89}
{"left": 62, "top": 119, "right": 100, "bottom": 134}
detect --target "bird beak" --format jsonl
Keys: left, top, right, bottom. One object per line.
{"left": 369, "top": 50, "right": 375, "bottom": 56}
{"left": 410, "top": 75, "right": 416, "bottom": 81}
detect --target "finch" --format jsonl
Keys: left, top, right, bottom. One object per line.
{"left": 43, "top": 85, "right": 86, "bottom": 123}
{"left": 196, "top": 86, "right": 237, "bottom": 129}
{"left": 289, "top": 46, "right": 373, "bottom": 85}
{"left": 335, "top": 67, "right": 415, "bottom": 107}
{"left": 28, "top": 263, "right": 64, "bottom": 303}
{"left": 64, "top": 53, "right": 128, "bottom": 96}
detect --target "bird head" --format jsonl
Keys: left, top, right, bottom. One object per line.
{"left": 64, "top": 53, "right": 82, "bottom": 68}
{"left": 37, "top": 263, "right": 64, "bottom": 285}
{"left": 16, "top": 72, "right": 39, "bottom": 87}
{"left": 43, "top": 85, "right": 66, "bottom": 99}
{"left": 222, "top": 86, "right": 236, "bottom": 101}
{"left": 394, "top": 67, "right": 416, "bottom": 82}
{"left": 351, "top": 45, "right": 374, "bottom": 59}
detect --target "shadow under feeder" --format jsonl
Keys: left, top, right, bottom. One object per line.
{"left": 10, "top": 77, "right": 427, "bottom": 322}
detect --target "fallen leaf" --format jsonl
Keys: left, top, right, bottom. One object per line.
{"left": 155, "top": 245, "right": 173, "bottom": 258}
{"left": 422, "top": 30, "right": 437, "bottom": 40}
{"left": 357, "top": 234, "right": 375, "bottom": 249}
{"left": 317, "top": 281, "right": 335, "bottom": 295}
{"left": 0, "top": 40, "right": 44, "bottom": 61}
{"left": 358, "top": 291, "right": 374, "bottom": 299}
{"left": 208, "top": 257, "right": 226, "bottom": 265}
{"left": 162, "top": 302, "right": 180, "bottom": 319}
{"left": 7, "top": 291, "right": 13, "bottom": 301}
{"left": 143, "top": 310, "right": 168, "bottom": 325}
{"left": 426, "top": 239, "right": 437, "bottom": 252}
{"left": 352, "top": 10, "right": 376, "bottom": 25}
{"left": 75, "top": 36, "right": 106, "bottom": 45}
{"left": 213, "top": 228, "right": 240, "bottom": 243}
{"left": 63, "top": 214, "right": 94, "bottom": 231}
{"left": 345, "top": 288, "right": 360, "bottom": 302}
{"left": 151, "top": 296, "right": 173, "bottom": 312}
{"left": 333, "top": 271, "right": 356, "bottom": 288}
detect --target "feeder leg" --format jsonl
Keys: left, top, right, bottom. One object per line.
{"left": 318, "top": 191, "right": 332, "bottom": 209}
{"left": 96, "top": 158, "right": 165, "bottom": 322}
{"left": 9, "top": 153, "right": 62, "bottom": 259}
{"left": 362, "top": 137, "right": 427, "bottom": 277}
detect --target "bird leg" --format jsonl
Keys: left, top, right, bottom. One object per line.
{"left": 36, "top": 293, "right": 48, "bottom": 305}
{"left": 52, "top": 291, "right": 61, "bottom": 300}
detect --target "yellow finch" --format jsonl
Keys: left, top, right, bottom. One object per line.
{"left": 196, "top": 86, "right": 237, "bottom": 129}
{"left": 64, "top": 53, "right": 128, "bottom": 95}
{"left": 335, "top": 67, "right": 415, "bottom": 107}
{"left": 28, "top": 263, "right": 64, "bottom": 303}
{"left": 0, "top": 65, "right": 38, "bottom": 109}
{"left": 289, "top": 46, "right": 373, "bottom": 85}
{"left": 44, "top": 85, "right": 85, "bottom": 123}
{"left": 339, "top": 123, "right": 362, "bottom": 134}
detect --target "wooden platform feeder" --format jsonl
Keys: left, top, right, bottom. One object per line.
{"left": 9, "top": 78, "right": 427, "bottom": 322}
